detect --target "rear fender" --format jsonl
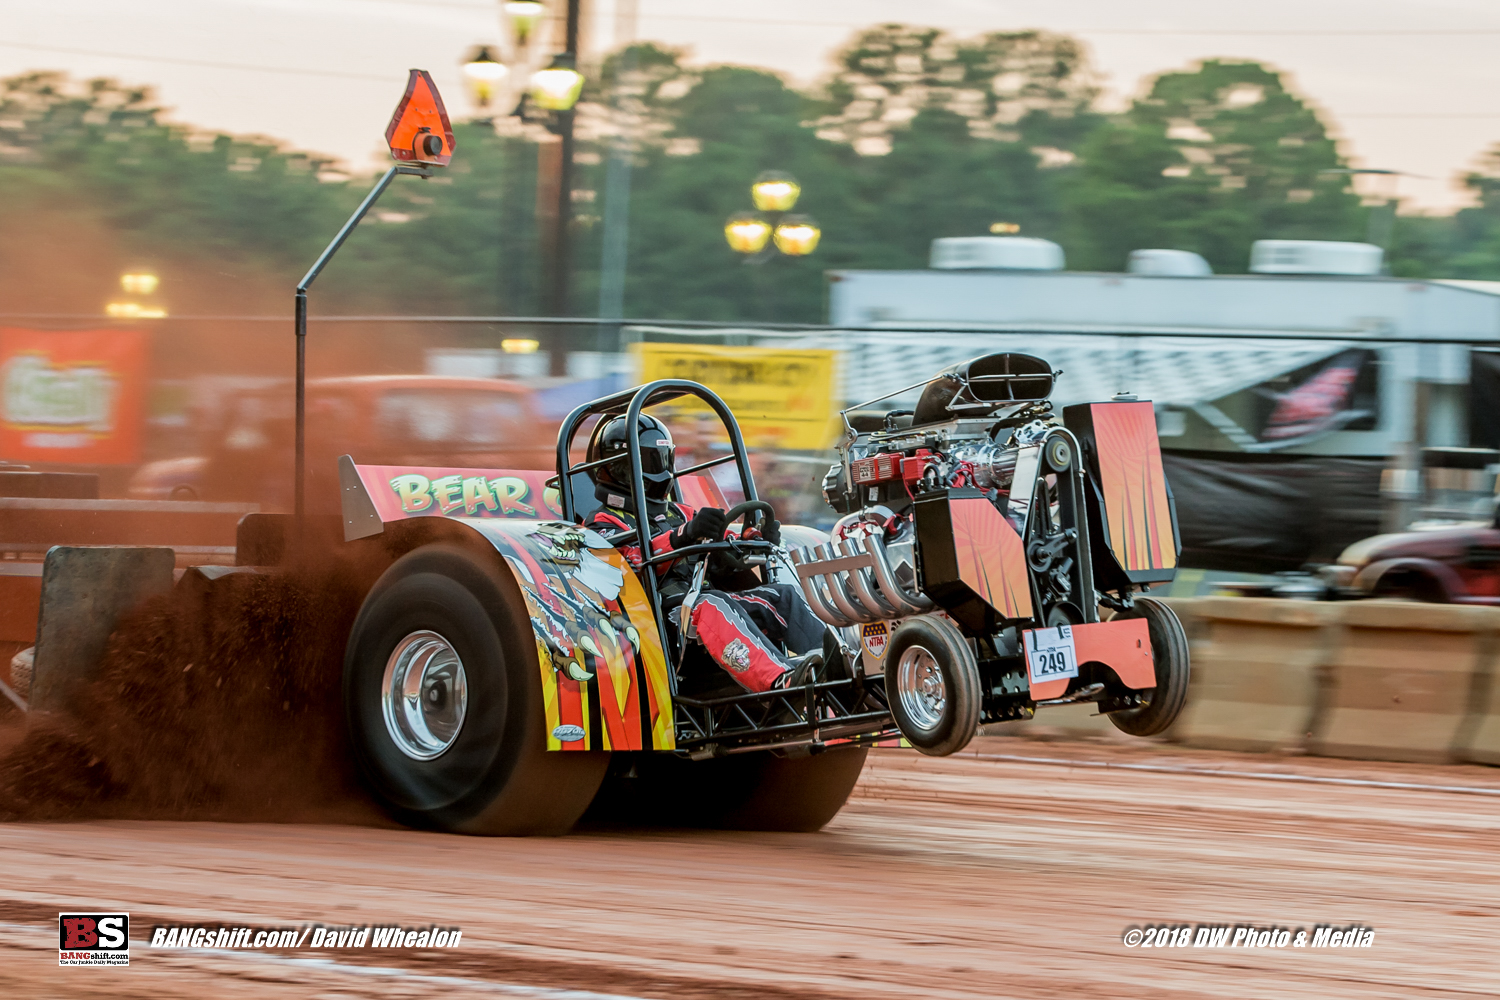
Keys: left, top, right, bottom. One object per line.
{"left": 340, "top": 458, "right": 675, "bottom": 752}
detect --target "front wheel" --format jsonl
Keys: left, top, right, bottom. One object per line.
{"left": 1107, "top": 596, "right": 1190, "bottom": 737}
{"left": 344, "top": 544, "right": 609, "bottom": 834}
{"left": 885, "top": 615, "right": 981, "bottom": 756}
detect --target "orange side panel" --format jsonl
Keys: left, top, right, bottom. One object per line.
{"left": 949, "top": 496, "right": 1033, "bottom": 620}
{"left": 1090, "top": 402, "right": 1177, "bottom": 573}
{"left": 1025, "top": 617, "right": 1156, "bottom": 700}
{"left": 1073, "top": 617, "right": 1155, "bottom": 689}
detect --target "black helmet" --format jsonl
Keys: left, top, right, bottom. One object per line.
{"left": 586, "top": 413, "right": 676, "bottom": 502}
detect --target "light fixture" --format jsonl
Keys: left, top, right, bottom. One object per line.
{"left": 989, "top": 221, "right": 1020, "bottom": 234}
{"left": 505, "top": 0, "right": 546, "bottom": 48}
{"left": 120, "top": 272, "right": 159, "bottom": 295}
{"left": 502, "top": 338, "right": 540, "bottom": 354}
{"left": 750, "top": 171, "right": 800, "bottom": 212}
{"left": 530, "top": 54, "right": 584, "bottom": 112}
{"left": 724, "top": 213, "right": 773, "bottom": 254}
{"left": 106, "top": 302, "right": 167, "bottom": 319}
{"left": 461, "top": 46, "right": 508, "bottom": 110}
{"left": 772, "top": 216, "right": 821, "bottom": 256}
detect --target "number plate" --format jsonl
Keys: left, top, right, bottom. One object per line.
{"left": 1023, "top": 624, "right": 1079, "bottom": 685}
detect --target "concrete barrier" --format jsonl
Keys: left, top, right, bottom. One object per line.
{"left": 957, "top": 596, "right": 1500, "bottom": 766}
{"left": 1165, "top": 597, "right": 1337, "bottom": 753}
{"left": 1313, "top": 601, "right": 1496, "bottom": 764}
{"left": 1462, "top": 645, "right": 1500, "bottom": 766}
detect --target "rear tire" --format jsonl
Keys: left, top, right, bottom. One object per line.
{"left": 1107, "top": 596, "right": 1190, "bottom": 737}
{"left": 587, "top": 745, "right": 868, "bottom": 832}
{"left": 344, "top": 544, "right": 608, "bottom": 835}
{"left": 885, "top": 615, "right": 981, "bottom": 756}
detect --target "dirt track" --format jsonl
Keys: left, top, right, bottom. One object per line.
{"left": 3, "top": 736, "right": 1498, "bottom": 999}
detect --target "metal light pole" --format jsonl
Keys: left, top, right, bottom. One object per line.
{"left": 1319, "top": 167, "right": 1425, "bottom": 270}
{"left": 294, "top": 70, "right": 452, "bottom": 525}
{"left": 596, "top": 0, "right": 639, "bottom": 340}
{"left": 1321, "top": 167, "right": 1430, "bottom": 533}
{"left": 538, "top": 0, "right": 582, "bottom": 375}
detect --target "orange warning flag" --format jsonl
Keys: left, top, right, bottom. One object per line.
{"left": 385, "top": 69, "right": 456, "bottom": 166}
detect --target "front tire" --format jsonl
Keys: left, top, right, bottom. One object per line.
{"left": 344, "top": 544, "right": 608, "bottom": 834}
{"left": 1107, "top": 596, "right": 1190, "bottom": 737}
{"left": 885, "top": 615, "right": 981, "bottom": 756}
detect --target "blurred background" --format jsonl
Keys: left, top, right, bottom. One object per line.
{"left": 4, "top": 0, "right": 1500, "bottom": 596}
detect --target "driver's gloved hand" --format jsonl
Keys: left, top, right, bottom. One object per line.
{"left": 676, "top": 507, "right": 728, "bottom": 545}
{"left": 757, "top": 519, "right": 782, "bottom": 545}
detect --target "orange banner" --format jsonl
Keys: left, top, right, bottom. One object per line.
{"left": 0, "top": 328, "right": 146, "bottom": 466}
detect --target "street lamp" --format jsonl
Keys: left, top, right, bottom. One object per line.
{"left": 461, "top": 45, "right": 508, "bottom": 111}
{"left": 772, "top": 216, "right": 821, "bottom": 256}
{"left": 120, "top": 271, "right": 159, "bottom": 296}
{"left": 725, "top": 172, "right": 820, "bottom": 262}
{"left": 750, "top": 171, "right": 800, "bottom": 212}
{"left": 108, "top": 270, "right": 166, "bottom": 317}
{"left": 529, "top": 54, "right": 585, "bottom": 111}
{"left": 724, "top": 213, "right": 773, "bottom": 254}
{"left": 505, "top": 0, "right": 546, "bottom": 48}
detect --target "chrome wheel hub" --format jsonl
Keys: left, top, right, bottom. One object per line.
{"left": 381, "top": 630, "right": 468, "bottom": 760}
{"left": 896, "top": 644, "right": 946, "bottom": 731}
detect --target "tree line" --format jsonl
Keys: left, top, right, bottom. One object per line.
{"left": 1, "top": 24, "right": 1497, "bottom": 327}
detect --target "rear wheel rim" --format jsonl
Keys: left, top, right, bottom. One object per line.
{"left": 381, "top": 630, "right": 469, "bottom": 760}
{"left": 896, "top": 644, "right": 945, "bottom": 731}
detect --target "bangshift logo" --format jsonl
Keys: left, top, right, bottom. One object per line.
{"left": 58, "top": 912, "right": 130, "bottom": 966}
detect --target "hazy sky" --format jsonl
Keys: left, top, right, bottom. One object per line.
{"left": 3, "top": 0, "right": 1498, "bottom": 213}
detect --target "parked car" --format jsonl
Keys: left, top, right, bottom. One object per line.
{"left": 1328, "top": 519, "right": 1500, "bottom": 604}
{"left": 129, "top": 376, "right": 553, "bottom": 513}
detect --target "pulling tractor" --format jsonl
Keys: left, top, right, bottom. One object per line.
{"left": 332, "top": 356, "right": 1188, "bottom": 834}
{"left": 0, "top": 68, "right": 1184, "bottom": 835}
{"left": 8, "top": 358, "right": 1188, "bottom": 836}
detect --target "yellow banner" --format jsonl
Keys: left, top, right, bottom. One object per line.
{"left": 632, "top": 343, "right": 839, "bottom": 451}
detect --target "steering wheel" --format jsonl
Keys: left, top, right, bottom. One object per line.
{"left": 656, "top": 499, "right": 779, "bottom": 572}
{"left": 723, "top": 499, "right": 776, "bottom": 532}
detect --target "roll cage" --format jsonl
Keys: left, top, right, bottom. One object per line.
{"left": 555, "top": 380, "right": 896, "bottom": 755}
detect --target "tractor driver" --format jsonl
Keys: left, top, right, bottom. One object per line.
{"left": 582, "top": 413, "right": 841, "bottom": 693}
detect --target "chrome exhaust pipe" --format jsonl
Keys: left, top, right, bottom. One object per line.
{"left": 862, "top": 533, "right": 933, "bottom": 615}
{"left": 790, "top": 546, "right": 850, "bottom": 626}
{"left": 841, "top": 539, "right": 899, "bottom": 618}
{"left": 818, "top": 543, "right": 879, "bottom": 624}
{"left": 790, "top": 533, "right": 933, "bottom": 628}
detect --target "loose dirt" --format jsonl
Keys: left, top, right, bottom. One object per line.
{"left": 0, "top": 558, "right": 382, "bottom": 825}
{"left": 2, "top": 738, "right": 1496, "bottom": 998}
